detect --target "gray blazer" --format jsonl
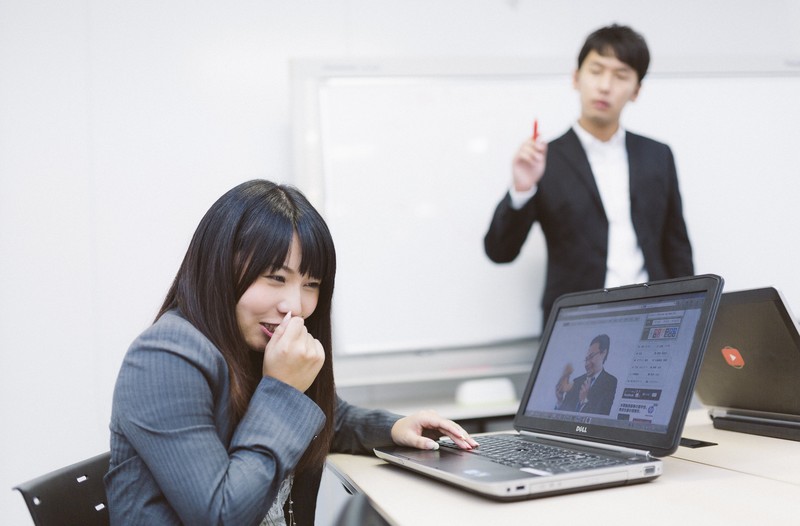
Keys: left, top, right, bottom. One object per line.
{"left": 105, "top": 310, "right": 400, "bottom": 525}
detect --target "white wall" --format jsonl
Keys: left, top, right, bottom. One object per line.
{"left": 1, "top": 1, "right": 798, "bottom": 524}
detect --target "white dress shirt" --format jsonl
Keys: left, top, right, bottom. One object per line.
{"left": 573, "top": 123, "right": 647, "bottom": 287}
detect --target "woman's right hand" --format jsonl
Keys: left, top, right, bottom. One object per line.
{"left": 262, "top": 312, "right": 324, "bottom": 393}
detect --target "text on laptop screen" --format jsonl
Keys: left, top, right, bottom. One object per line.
{"left": 524, "top": 291, "right": 706, "bottom": 435}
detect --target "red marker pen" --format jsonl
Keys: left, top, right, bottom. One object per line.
{"left": 532, "top": 119, "right": 540, "bottom": 141}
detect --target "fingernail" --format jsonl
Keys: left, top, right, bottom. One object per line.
{"left": 430, "top": 441, "right": 440, "bottom": 451}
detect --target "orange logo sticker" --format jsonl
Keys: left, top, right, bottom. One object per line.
{"left": 721, "top": 346, "right": 745, "bottom": 369}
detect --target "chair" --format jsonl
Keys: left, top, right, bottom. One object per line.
{"left": 334, "top": 492, "right": 389, "bottom": 526}
{"left": 13, "top": 451, "right": 110, "bottom": 526}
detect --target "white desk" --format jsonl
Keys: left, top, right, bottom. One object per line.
{"left": 326, "top": 409, "right": 799, "bottom": 525}
{"left": 677, "top": 409, "right": 800, "bottom": 485}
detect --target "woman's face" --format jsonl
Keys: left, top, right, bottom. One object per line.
{"left": 236, "top": 235, "right": 321, "bottom": 352}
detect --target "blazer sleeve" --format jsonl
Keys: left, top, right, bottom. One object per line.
{"left": 330, "top": 396, "right": 402, "bottom": 454}
{"left": 592, "top": 372, "right": 618, "bottom": 416}
{"left": 661, "top": 147, "right": 694, "bottom": 277}
{"left": 484, "top": 191, "right": 539, "bottom": 263}
{"left": 110, "top": 316, "right": 326, "bottom": 526}
{"left": 630, "top": 134, "right": 694, "bottom": 280}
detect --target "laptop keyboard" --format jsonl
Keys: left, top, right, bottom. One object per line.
{"left": 440, "top": 434, "right": 624, "bottom": 474}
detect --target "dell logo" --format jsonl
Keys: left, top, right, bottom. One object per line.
{"left": 576, "top": 425, "right": 588, "bottom": 433}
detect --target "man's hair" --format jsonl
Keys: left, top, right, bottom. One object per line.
{"left": 591, "top": 334, "right": 611, "bottom": 356}
{"left": 578, "top": 24, "right": 650, "bottom": 83}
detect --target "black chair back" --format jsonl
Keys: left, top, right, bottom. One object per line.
{"left": 13, "top": 451, "right": 110, "bottom": 526}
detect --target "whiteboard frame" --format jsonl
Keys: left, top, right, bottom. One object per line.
{"left": 290, "top": 55, "right": 800, "bottom": 360}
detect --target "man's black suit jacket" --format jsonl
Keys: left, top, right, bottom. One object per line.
{"left": 559, "top": 369, "right": 618, "bottom": 415}
{"left": 484, "top": 128, "right": 694, "bottom": 323}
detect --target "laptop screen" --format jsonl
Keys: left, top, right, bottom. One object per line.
{"left": 515, "top": 276, "right": 721, "bottom": 456}
{"left": 696, "top": 287, "right": 800, "bottom": 417}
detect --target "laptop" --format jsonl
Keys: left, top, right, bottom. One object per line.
{"left": 374, "top": 274, "right": 723, "bottom": 500}
{"left": 695, "top": 287, "right": 800, "bottom": 441}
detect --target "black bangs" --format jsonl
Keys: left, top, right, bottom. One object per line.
{"left": 232, "top": 181, "right": 336, "bottom": 296}
{"left": 295, "top": 209, "right": 336, "bottom": 283}
{"left": 237, "top": 217, "right": 293, "bottom": 286}
{"left": 234, "top": 201, "right": 293, "bottom": 294}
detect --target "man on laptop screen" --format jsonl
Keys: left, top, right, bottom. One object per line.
{"left": 524, "top": 289, "right": 708, "bottom": 439}
{"left": 555, "top": 334, "right": 618, "bottom": 415}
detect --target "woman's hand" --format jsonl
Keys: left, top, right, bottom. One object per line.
{"left": 391, "top": 410, "right": 480, "bottom": 451}
{"left": 262, "top": 312, "right": 324, "bottom": 393}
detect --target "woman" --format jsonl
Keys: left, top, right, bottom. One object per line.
{"left": 105, "top": 180, "right": 478, "bottom": 525}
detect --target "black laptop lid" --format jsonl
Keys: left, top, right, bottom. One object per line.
{"left": 695, "top": 287, "right": 800, "bottom": 416}
{"left": 514, "top": 275, "right": 723, "bottom": 457}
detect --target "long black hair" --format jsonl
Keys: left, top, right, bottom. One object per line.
{"left": 157, "top": 179, "right": 336, "bottom": 474}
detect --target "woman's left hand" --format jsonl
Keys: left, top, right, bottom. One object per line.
{"left": 391, "top": 410, "right": 480, "bottom": 451}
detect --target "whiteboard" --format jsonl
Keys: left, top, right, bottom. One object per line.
{"left": 291, "top": 58, "right": 800, "bottom": 355}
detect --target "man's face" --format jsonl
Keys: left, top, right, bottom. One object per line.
{"left": 584, "top": 341, "right": 606, "bottom": 376}
{"left": 573, "top": 50, "right": 640, "bottom": 129}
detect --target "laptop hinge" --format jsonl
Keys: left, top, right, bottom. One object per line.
{"left": 520, "top": 430, "right": 654, "bottom": 459}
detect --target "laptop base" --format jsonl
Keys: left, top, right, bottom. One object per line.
{"left": 414, "top": 469, "right": 657, "bottom": 502}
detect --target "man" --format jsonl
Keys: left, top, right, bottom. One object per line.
{"left": 484, "top": 24, "right": 694, "bottom": 324}
{"left": 555, "top": 334, "right": 617, "bottom": 415}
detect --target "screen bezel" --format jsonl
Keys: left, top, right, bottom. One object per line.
{"left": 513, "top": 274, "right": 723, "bottom": 457}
